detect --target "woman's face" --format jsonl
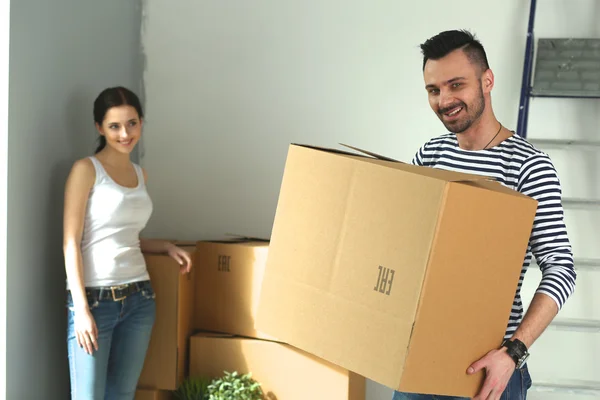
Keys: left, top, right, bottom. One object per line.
{"left": 96, "top": 105, "right": 142, "bottom": 154}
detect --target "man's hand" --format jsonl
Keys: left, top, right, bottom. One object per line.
{"left": 468, "top": 346, "right": 515, "bottom": 400}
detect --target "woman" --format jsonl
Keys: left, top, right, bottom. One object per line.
{"left": 63, "top": 86, "right": 192, "bottom": 399}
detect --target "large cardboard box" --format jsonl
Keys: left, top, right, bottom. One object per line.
{"left": 135, "top": 389, "right": 173, "bottom": 400}
{"left": 189, "top": 332, "right": 365, "bottom": 400}
{"left": 138, "top": 246, "right": 195, "bottom": 390}
{"left": 194, "top": 239, "right": 276, "bottom": 340}
{"left": 255, "top": 144, "right": 538, "bottom": 397}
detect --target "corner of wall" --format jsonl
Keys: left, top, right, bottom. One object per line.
{"left": 137, "top": 0, "right": 149, "bottom": 166}
{"left": 0, "top": 0, "right": 9, "bottom": 397}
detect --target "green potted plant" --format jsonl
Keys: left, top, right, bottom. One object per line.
{"left": 207, "top": 371, "right": 263, "bottom": 400}
{"left": 174, "top": 376, "right": 211, "bottom": 400}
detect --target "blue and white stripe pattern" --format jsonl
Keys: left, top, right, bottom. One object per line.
{"left": 412, "top": 133, "right": 576, "bottom": 338}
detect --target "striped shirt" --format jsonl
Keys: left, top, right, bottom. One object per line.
{"left": 412, "top": 133, "right": 576, "bottom": 339}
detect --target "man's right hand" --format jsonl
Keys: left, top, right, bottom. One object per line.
{"left": 74, "top": 308, "right": 98, "bottom": 355}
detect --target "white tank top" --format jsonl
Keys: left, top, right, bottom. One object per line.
{"left": 76, "top": 156, "right": 153, "bottom": 288}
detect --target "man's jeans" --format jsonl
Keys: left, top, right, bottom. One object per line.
{"left": 392, "top": 365, "right": 533, "bottom": 400}
{"left": 66, "top": 281, "right": 156, "bottom": 399}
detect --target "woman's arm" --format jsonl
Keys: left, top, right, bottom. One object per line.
{"left": 140, "top": 238, "right": 193, "bottom": 274}
{"left": 140, "top": 238, "right": 177, "bottom": 254}
{"left": 63, "top": 158, "right": 95, "bottom": 311}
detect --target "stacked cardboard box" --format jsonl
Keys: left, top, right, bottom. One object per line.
{"left": 189, "top": 332, "right": 365, "bottom": 400}
{"left": 190, "top": 239, "right": 366, "bottom": 399}
{"left": 136, "top": 238, "right": 366, "bottom": 399}
{"left": 136, "top": 245, "right": 195, "bottom": 391}
{"left": 193, "top": 238, "right": 274, "bottom": 340}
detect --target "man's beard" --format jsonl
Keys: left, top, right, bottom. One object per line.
{"left": 439, "top": 84, "right": 485, "bottom": 134}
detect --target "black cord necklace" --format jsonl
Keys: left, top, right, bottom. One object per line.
{"left": 483, "top": 122, "right": 503, "bottom": 150}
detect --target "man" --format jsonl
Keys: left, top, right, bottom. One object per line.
{"left": 392, "top": 30, "right": 576, "bottom": 400}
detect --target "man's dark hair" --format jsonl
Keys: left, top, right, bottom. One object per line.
{"left": 420, "top": 30, "right": 490, "bottom": 73}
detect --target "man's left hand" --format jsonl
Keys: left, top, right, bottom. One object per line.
{"left": 467, "top": 347, "right": 516, "bottom": 400}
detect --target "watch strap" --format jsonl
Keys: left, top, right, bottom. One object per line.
{"left": 501, "top": 339, "right": 529, "bottom": 368}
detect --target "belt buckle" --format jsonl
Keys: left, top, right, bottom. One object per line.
{"left": 110, "top": 284, "right": 128, "bottom": 301}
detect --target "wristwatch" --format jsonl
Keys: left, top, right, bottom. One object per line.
{"left": 501, "top": 338, "right": 530, "bottom": 369}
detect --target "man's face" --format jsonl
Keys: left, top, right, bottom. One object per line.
{"left": 423, "top": 49, "right": 488, "bottom": 133}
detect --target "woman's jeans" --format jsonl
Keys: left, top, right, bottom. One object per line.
{"left": 66, "top": 281, "right": 156, "bottom": 400}
{"left": 392, "top": 364, "right": 533, "bottom": 400}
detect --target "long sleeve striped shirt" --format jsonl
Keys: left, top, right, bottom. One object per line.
{"left": 412, "top": 133, "right": 576, "bottom": 339}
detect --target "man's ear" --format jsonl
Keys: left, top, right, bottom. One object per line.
{"left": 482, "top": 68, "right": 494, "bottom": 94}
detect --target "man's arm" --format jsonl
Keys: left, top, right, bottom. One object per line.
{"left": 511, "top": 294, "right": 557, "bottom": 348}
{"left": 513, "top": 153, "right": 576, "bottom": 347}
{"left": 470, "top": 152, "right": 576, "bottom": 400}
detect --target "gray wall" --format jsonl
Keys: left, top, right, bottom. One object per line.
{"left": 8, "top": 0, "right": 143, "bottom": 397}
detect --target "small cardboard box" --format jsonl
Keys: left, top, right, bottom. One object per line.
{"left": 194, "top": 239, "right": 276, "bottom": 340}
{"left": 135, "top": 389, "right": 173, "bottom": 400}
{"left": 138, "top": 246, "right": 195, "bottom": 390}
{"left": 189, "top": 332, "right": 365, "bottom": 400}
{"left": 255, "top": 144, "right": 538, "bottom": 397}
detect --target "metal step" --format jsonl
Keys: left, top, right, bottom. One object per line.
{"left": 527, "top": 138, "right": 600, "bottom": 149}
{"left": 530, "top": 92, "right": 600, "bottom": 99}
{"left": 574, "top": 258, "right": 600, "bottom": 270}
{"left": 563, "top": 197, "right": 600, "bottom": 209}
{"left": 531, "top": 258, "right": 600, "bottom": 271}
{"left": 531, "top": 38, "right": 600, "bottom": 99}
{"left": 548, "top": 318, "right": 600, "bottom": 332}
{"left": 531, "top": 379, "right": 600, "bottom": 396}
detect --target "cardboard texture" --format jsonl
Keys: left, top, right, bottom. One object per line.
{"left": 138, "top": 246, "right": 195, "bottom": 390}
{"left": 194, "top": 240, "right": 277, "bottom": 341}
{"left": 189, "top": 333, "right": 365, "bottom": 400}
{"left": 255, "top": 144, "right": 538, "bottom": 397}
{"left": 135, "top": 389, "right": 173, "bottom": 400}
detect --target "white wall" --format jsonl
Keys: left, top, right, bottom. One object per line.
{"left": 140, "top": 1, "right": 599, "bottom": 398}
{"left": 7, "top": 1, "right": 143, "bottom": 398}
{"left": 140, "top": 0, "right": 530, "bottom": 241}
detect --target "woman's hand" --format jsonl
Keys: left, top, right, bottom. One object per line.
{"left": 74, "top": 308, "right": 98, "bottom": 355}
{"left": 167, "top": 244, "right": 193, "bottom": 274}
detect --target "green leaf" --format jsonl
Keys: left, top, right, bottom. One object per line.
{"left": 173, "top": 375, "right": 211, "bottom": 400}
{"left": 206, "top": 370, "right": 264, "bottom": 400}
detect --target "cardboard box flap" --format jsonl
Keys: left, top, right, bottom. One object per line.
{"left": 172, "top": 240, "right": 197, "bottom": 246}
{"left": 195, "top": 331, "right": 236, "bottom": 339}
{"left": 293, "top": 143, "right": 493, "bottom": 184}
{"left": 337, "top": 143, "right": 493, "bottom": 183}
{"left": 224, "top": 233, "right": 270, "bottom": 242}
{"left": 339, "top": 143, "right": 401, "bottom": 163}
{"left": 197, "top": 236, "right": 269, "bottom": 245}
{"left": 291, "top": 143, "right": 365, "bottom": 157}
{"left": 355, "top": 157, "right": 491, "bottom": 183}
